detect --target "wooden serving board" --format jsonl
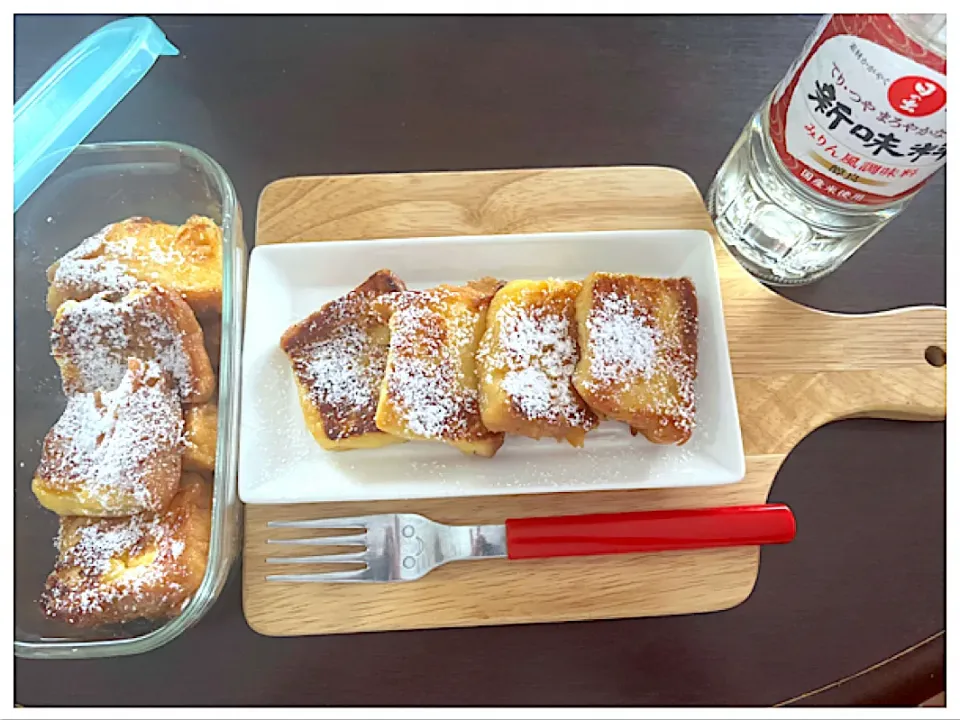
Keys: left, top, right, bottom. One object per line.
{"left": 243, "top": 166, "right": 945, "bottom": 637}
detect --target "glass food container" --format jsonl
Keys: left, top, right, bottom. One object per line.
{"left": 14, "top": 141, "right": 245, "bottom": 658}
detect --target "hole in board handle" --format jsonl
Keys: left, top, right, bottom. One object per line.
{"left": 925, "top": 346, "right": 946, "bottom": 367}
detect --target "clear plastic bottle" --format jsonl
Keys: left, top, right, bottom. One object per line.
{"left": 708, "top": 14, "right": 946, "bottom": 285}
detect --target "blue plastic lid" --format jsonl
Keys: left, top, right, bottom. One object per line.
{"left": 13, "top": 17, "right": 179, "bottom": 212}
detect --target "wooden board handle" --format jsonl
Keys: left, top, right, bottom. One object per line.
{"left": 734, "top": 305, "right": 946, "bottom": 456}
{"left": 806, "top": 305, "right": 945, "bottom": 420}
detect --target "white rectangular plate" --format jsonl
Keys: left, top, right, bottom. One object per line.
{"left": 239, "top": 230, "right": 744, "bottom": 504}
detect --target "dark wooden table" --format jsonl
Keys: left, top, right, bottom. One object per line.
{"left": 14, "top": 14, "right": 945, "bottom": 706}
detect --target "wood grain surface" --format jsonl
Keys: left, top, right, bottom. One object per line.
{"left": 243, "top": 166, "right": 945, "bottom": 636}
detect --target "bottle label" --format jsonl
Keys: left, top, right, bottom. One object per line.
{"left": 768, "top": 14, "right": 946, "bottom": 206}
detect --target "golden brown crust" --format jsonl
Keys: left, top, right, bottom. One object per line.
{"left": 281, "top": 269, "right": 407, "bottom": 451}
{"left": 32, "top": 358, "right": 184, "bottom": 516}
{"left": 465, "top": 276, "right": 507, "bottom": 301}
{"left": 46, "top": 215, "right": 223, "bottom": 316}
{"left": 198, "top": 311, "right": 222, "bottom": 371}
{"left": 573, "top": 273, "right": 698, "bottom": 445}
{"left": 183, "top": 399, "right": 218, "bottom": 476}
{"left": 478, "top": 279, "right": 598, "bottom": 446}
{"left": 51, "top": 286, "right": 215, "bottom": 404}
{"left": 40, "top": 474, "right": 211, "bottom": 627}
{"left": 373, "top": 281, "right": 505, "bottom": 457}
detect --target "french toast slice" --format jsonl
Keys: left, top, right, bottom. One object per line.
{"left": 373, "top": 279, "right": 505, "bottom": 457}
{"left": 46, "top": 215, "right": 223, "bottom": 316}
{"left": 573, "top": 272, "right": 698, "bottom": 445}
{"left": 40, "top": 473, "right": 211, "bottom": 627}
{"left": 280, "top": 269, "right": 408, "bottom": 451}
{"left": 477, "top": 279, "right": 598, "bottom": 446}
{"left": 183, "top": 398, "right": 218, "bottom": 476}
{"left": 32, "top": 358, "right": 184, "bottom": 517}
{"left": 50, "top": 286, "right": 215, "bottom": 404}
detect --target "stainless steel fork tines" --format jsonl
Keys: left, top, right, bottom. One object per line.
{"left": 266, "top": 513, "right": 508, "bottom": 583}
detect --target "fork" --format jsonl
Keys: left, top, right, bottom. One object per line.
{"left": 265, "top": 503, "right": 797, "bottom": 583}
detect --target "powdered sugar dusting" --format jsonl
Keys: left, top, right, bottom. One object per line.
{"left": 43, "top": 510, "right": 188, "bottom": 621}
{"left": 584, "top": 282, "right": 698, "bottom": 436}
{"left": 67, "top": 522, "right": 144, "bottom": 577}
{"left": 485, "top": 296, "right": 591, "bottom": 427}
{"left": 170, "top": 539, "right": 186, "bottom": 559}
{"left": 51, "top": 290, "right": 196, "bottom": 398}
{"left": 291, "top": 324, "right": 387, "bottom": 440}
{"left": 36, "top": 361, "right": 184, "bottom": 512}
{"left": 304, "top": 327, "right": 385, "bottom": 408}
{"left": 671, "top": 376, "right": 696, "bottom": 434}
{"left": 55, "top": 295, "right": 130, "bottom": 391}
{"left": 587, "top": 292, "right": 663, "bottom": 385}
{"left": 500, "top": 367, "right": 555, "bottom": 418}
{"left": 282, "top": 280, "right": 398, "bottom": 441}
{"left": 385, "top": 289, "right": 479, "bottom": 440}
{"left": 50, "top": 225, "right": 142, "bottom": 297}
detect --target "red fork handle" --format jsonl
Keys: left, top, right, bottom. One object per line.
{"left": 504, "top": 504, "right": 796, "bottom": 560}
